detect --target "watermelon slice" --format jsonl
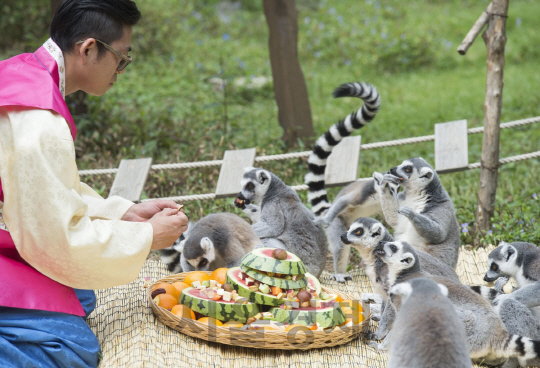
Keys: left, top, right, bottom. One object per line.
{"left": 240, "top": 264, "right": 308, "bottom": 290}
{"left": 227, "top": 267, "right": 285, "bottom": 306}
{"left": 179, "top": 287, "right": 259, "bottom": 323}
{"left": 241, "top": 248, "right": 307, "bottom": 275}
{"left": 269, "top": 305, "right": 347, "bottom": 328}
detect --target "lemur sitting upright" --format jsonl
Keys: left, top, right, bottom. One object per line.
{"left": 303, "top": 81, "right": 382, "bottom": 283}
{"left": 160, "top": 213, "right": 260, "bottom": 272}
{"left": 386, "top": 278, "right": 472, "bottom": 368}
{"left": 234, "top": 168, "right": 328, "bottom": 278}
{"left": 374, "top": 240, "right": 540, "bottom": 367}
{"left": 376, "top": 158, "right": 461, "bottom": 269}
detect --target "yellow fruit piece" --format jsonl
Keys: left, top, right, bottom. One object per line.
{"left": 340, "top": 307, "right": 364, "bottom": 325}
{"left": 285, "top": 324, "right": 311, "bottom": 332}
{"left": 197, "top": 317, "right": 223, "bottom": 326}
{"left": 222, "top": 321, "right": 244, "bottom": 329}
{"left": 339, "top": 299, "right": 362, "bottom": 312}
{"left": 153, "top": 282, "right": 180, "bottom": 300}
{"left": 171, "top": 304, "right": 195, "bottom": 320}
{"left": 183, "top": 272, "right": 210, "bottom": 287}
{"left": 334, "top": 294, "right": 344, "bottom": 302}
{"left": 210, "top": 268, "right": 229, "bottom": 285}
{"left": 154, "top": 294, "right": 178, "bottom": 310}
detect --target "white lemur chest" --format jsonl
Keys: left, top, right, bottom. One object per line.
{"left": 395, "top": 192, "right": 429, "bottom": 250}
{"left": 361, "top": 257, "right": 387, "bottom": 297}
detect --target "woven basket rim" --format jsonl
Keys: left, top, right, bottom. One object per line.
{"left": 147, "top": 271, "right": 371, "bottom": 350}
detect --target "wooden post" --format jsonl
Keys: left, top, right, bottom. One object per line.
{"left": 475, "top": 0, "right": 509, "bottom": 234}
{"left": 263, "top": 0, "right": 314, "bottom": 147}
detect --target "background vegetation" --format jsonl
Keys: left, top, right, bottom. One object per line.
{"left": 2, "top": 0, "right": 539, "bottom": 249}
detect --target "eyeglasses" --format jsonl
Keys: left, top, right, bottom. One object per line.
{"left": 76, "top": 39, "right": 132, "bottom": 71}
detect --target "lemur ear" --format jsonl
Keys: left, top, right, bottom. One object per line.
{"left": 258, "top": 170, "right": 269, "bottom": 184}
{"left": 200, "top": 237, "right": 214, "bottom": 253}
{"left": 372, "top": 172, "right": 384, "bottom": 185}
{"left": 173, "top": 239, "right": 185, "bottom": 253}
{"left": 419, "top": 167, "right": 434, "bottom": 181}
{"left": 400, "top": 252, "right": 415, "bottom": 267}
{"left": 371, "top": 224, "right": 383, "bottom": 238}
{"left": 389, "top": 282, "right": 413, "bottom": 299}
{"left": 437, "top": 283, "right": 449, "bottom": 297}
{"left": 244, "top": 166, "right": 255, "bottom": 173}
{"left": 504, "top": 245, "right": 516, "bottom": 262}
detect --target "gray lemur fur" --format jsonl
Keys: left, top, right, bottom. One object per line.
{"left": 386, "top": 278, "right": 472, "bottom": 368}
{"left": 375, "top": 157, "right": 461, "bottom": 270}
{"left": 303, "top": 82, "right": 381, "bottom": 283}
{"left": 160, "top": 223, "right": 191, "bottom": 273}
{"left": 341, "top": 217, "right": 460, "bottom": 335}
{"left": 234, "top": 168, "right": 328, "bottom": 278}
{"left": 373, "top": 240, "right": 540, "bottom": 366}
{"left": 160, "top": 213, "right": 260, "bottom": 272}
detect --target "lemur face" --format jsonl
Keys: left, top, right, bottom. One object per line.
{"left": 374, "top": 241, "right": 416, "bottom": 272}
{"left": 484, "top": 242, "right": 519, "bottom": 282}
{"left": 235, "top": 168, "right": 272, "bottom": 208}
{"left": 341, "top": 218, "right": 385, "bottom": 250}
{"left": 185, "top": 237, "right": 216, "bottom": 271}
{"left": 389, "top": 158, "right": 435, "bottom": 189}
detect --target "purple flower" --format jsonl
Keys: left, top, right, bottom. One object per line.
{"left": 461, "top": 223, "right": 468, "bottom": 228}
{"left": 487, "top": 230, "right": 493, "bottom": 235}
{"left": 222, "top": 33, "right": 230, "bottom": 41}
{"left": 518, "top": 221, "right": 524, "bottom": 225}
{"left": 144, "top": 277, "right": 150, "bottom": 281}
{"left": 533, "top": 193, "right": 537, "bottom": 199}
{"left": 462, "top": 228, "right": 469, "bottom": 233}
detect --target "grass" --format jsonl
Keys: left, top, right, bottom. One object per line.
{"left": 1, "top": 0, "right": 539, "bottom": 246}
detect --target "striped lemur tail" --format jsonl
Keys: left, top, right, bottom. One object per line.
{"left": 496, "top": 334, "right": 540, "bottom": 362}
{"left": 305, "top": 82, "right": 381, "bottom": 216}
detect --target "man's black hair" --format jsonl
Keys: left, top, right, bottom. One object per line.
{"left": 50, "top": 0, "right": 141, "bottom": 57}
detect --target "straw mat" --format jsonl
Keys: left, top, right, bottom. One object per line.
{"left": 87, "top": 245, "right": 501, "bottom": 368}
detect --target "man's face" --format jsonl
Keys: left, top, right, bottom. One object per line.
{"left": 81, "top": 26, "right": 132, "bottom": 96}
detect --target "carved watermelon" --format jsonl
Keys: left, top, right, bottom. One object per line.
{"left": 241, "top": 248, "right": 307, "bottom": 275}
{"left": 227, "top": 267, "right": 322, "bottom": 306}
{"left": 269, "top": 305, "right": 347, "bottom": 328}
{"left": 240, "top": 264, "right": 308, "bottom": 290}
{"left": 179, "top": 287, "right": 259, "bottom": 323}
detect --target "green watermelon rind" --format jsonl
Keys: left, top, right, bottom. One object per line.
{"left": 240, "top": 264, "right": 308, "bottom": 289}
{"left": 306, "top": 272, "right": 322, "bottom": 296}
{"left": 179, "top": 287, "right": 259, "bottom": 323}
{"left": 269, "top": 306, "right": 347, "bottom": 328}
{"left": 227, "top": 267, "right": 285, "bottom": 306}
{"left": 241, "top": 248, "right": 307, "bottom": 275}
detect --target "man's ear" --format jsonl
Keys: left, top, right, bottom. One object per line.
{"left": 77, "top": 38, "right": 98, "bottom": 66}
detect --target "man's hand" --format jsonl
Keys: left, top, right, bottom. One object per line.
{"left": 122, "top": 200, "right": 180, "bottom": 222}
{"left": 148, "top": 208, "right": 189, "bottom": 250}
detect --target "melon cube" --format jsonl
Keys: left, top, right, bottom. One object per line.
{"left": 204, "top": 289, "right": 215, "bottom": 299}
{"left": 192, "top": 281, "right": 201, "bottom": 288}
{"left": 202, "top": 280, "right": 210, "bottom": 287}
{"left": 258, "top": 284, "right": 270, "bottom": 294}
{"left": 210, "top": 280, "right": 217, "bottom": 288}
{"left": 292, "top": 301, "right": 300, "bottom": 309}
{"left": 216, "top": 289, "right": 225, "bottom": 296}
{"left": 222, "top": 291, "right": 231, "bottom": 301}
{"left": 246, "top": 277, "right": 255, "bottom": 286}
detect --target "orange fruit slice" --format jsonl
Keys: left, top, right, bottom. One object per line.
{"left": 172, "top": 281, "right": 190, "bottom": 294}
{"left": 153, "top": 282, "right": 180, "bottom": 300}
{"left": 340, "top": 307, "right": 364, "bottom": 325}
{"left": 171, "top": 304, "right": 196, "bottom": 319}
{"left": 285, "top": 324, "right": 310, "bottom": 332}
{"left": 197, "top": 317, "right": 223, "bottom": 326}
{"left": 334, "top": 294, "right": 344, "bottom": 302}
{"left": 339, "top": 299, "right": 362, "bottom": 312}
{"left": 154, "top": 294, "right": 178, "bottom": 310}
{"left": 183, "top": 272, "right": 211, "bottom": 287}
{"left": 222, "top": 321, "right": 244, "bottom": 329}
{"left": 210, "top": 268, "right": 229, "bottom": 285}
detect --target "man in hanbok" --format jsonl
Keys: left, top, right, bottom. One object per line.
{"left": 0, "top": 1, "right": 189, "bottom": 366}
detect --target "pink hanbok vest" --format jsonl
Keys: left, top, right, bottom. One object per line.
{"left": 0, "top": 45, "right": 85, "bottom": 316}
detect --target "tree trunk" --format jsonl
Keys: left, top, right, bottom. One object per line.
{"left": 475, "top": 0, "right": 509, "bottom": 236}
{"left": 263, "top": 0, "right": 314, "bottom": 147}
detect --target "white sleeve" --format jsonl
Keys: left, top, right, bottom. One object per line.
{"left": 0, "top": 107, "right": 153, "bottom": 289}
{"left": 79, "top": 183, "right": 135, "bottom": 221}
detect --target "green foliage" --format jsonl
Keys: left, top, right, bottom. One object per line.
{"left": 0, "top": 0, "right": 49, "bottom": 51}
{"left": 459, "top": 192, "right": 540, "bottom": 246}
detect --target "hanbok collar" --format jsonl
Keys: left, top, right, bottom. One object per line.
{"left": 43, "top": 38, "right": 66, "bottom": 100}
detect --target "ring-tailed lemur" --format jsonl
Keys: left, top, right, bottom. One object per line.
{"left": 341, "top": 217, "right": 459, "bottom": 330}
{"left": 160, "top": 213, "right": 260, "bottom": 272}
{"left": 234, "top": 168, "right": 328, "bottom": 278}
{"left": 387, "top": 278, "right": 472, "bottom": 368}
{"left": 374, "top": 240, "right": 540, "bottom": 366}
{"left": 160, "top": 223, "right": 192, "bottom": 273}
{"left": 304, "top": 82, "right": 382, "bottom": 283}
{"left": 376, "top": 158, "right": 461, "bottom": 269}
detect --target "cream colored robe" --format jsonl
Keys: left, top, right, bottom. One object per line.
{"left": 0, "top": 106, "right": 153, "bottom": 289}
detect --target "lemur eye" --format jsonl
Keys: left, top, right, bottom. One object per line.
{"left": 390, "top": 244, "right": 398, "bottom": 253}
{"left": 200, "top": 258, "right": 208, "bottom": 267}
{"left": 404, "top": 166, "right": 412, "bottom": 173}
{"left": 491, "top": 264, "right": 499, "bottom": 272}
{"left": 355, "top": 228, "right": 364, "bottom": 236}
{"left": 246, "top": 183, "right": 254, "bottom": 189}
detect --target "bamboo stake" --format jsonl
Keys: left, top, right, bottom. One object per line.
{"left": 475, "top": 0, "right": 509, "bottom": 236}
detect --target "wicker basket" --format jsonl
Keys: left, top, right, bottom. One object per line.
{"left": 148, "top": 271, "right": 371, "bottom": 350}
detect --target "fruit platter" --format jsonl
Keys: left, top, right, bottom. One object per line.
{"left": 148, "top": 248, "right": 370, "bottom": 350}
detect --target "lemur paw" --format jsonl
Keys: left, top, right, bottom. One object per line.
{"left": 398, "top": 206, "right": 414, "bottom": 218}
{"left": 243, "top": 204, "right": 261, "bottom": 223}
{"left": 330, "top": 273, "right": 352, "bottom": 283}
{"left": 372, "top": 172, "right": 384, "bottom": 186}
{"left": 494, "top": 277, "right": 510, "bottom": 293}
{"left": 368, "top": 341, "right": 388, "bottom": 352}
{"left": 381, "top": 173, "right": 401, "bottom": 186}
{"left": 361, "top": 293, "right": 384, "bottom": 305}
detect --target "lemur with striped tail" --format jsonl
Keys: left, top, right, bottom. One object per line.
{"left": 304, "top": 82, "right": 382, "bottom": 283}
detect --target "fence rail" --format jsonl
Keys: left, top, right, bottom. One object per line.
{"left": 77, "top": 116, "right": 540, "bottom": 203}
